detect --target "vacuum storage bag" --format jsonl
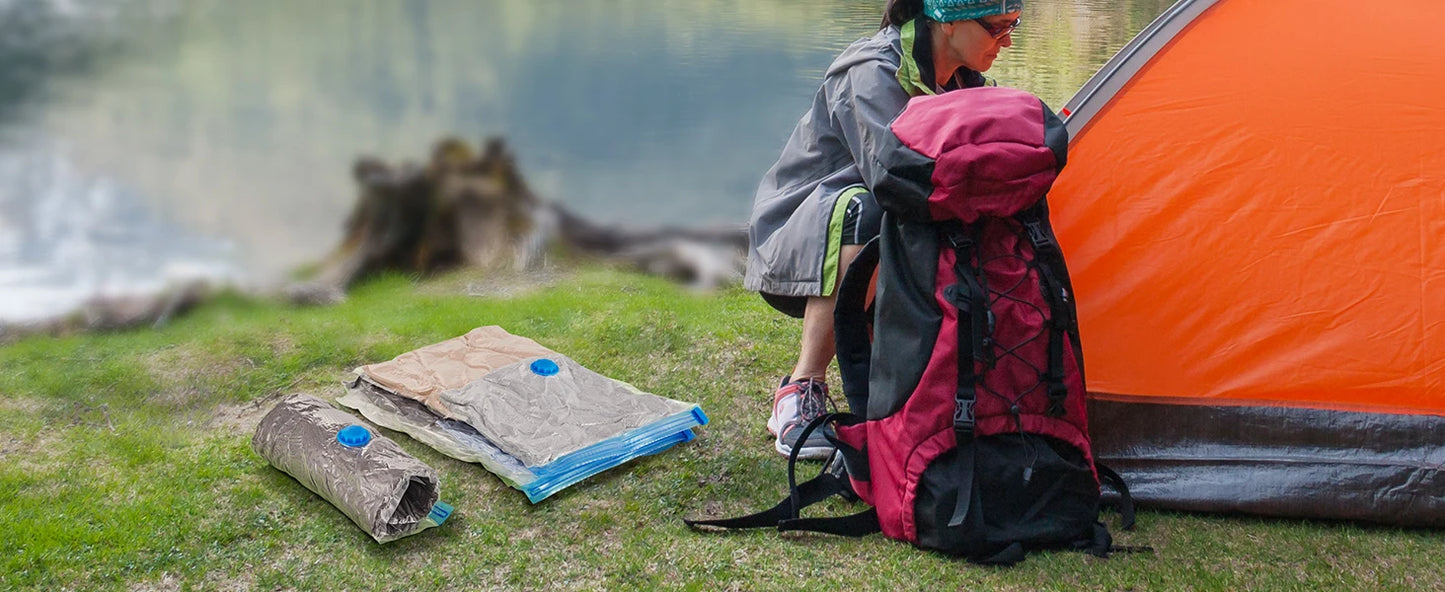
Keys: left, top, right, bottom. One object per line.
{"left": 337, "top": 326, "right": 707, "bottom": 502}
{"left": 439, "top": 354, "right": 695, "bottom": 467}
{"left": 253, "top": 393, "right": 452, "bottom": 543}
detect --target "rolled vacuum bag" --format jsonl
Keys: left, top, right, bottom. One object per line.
{"left": 252, "top": 393, "right": 451, "bottom": 543}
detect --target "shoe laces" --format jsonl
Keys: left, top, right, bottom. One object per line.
{"left": 796, "top": 378, "right": 831, "bottom": 422}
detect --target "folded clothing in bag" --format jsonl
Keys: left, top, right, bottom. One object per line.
{"left": 356, "top": 325, "right": 554, "bottom": 417}
{"left": 252, "top": 393, "right": 452, "bottom": 543}
{"left": 337, "top": 326, "right": 708, "bottom": 502}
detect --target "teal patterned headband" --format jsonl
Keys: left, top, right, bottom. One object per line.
{"left": 923, "top": 0, "right": 1023, "bottom": 23}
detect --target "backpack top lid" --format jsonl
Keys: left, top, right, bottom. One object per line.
{"left": 876, "top": 86, "right": 1067, "bottom": 224}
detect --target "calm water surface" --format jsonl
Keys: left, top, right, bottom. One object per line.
{"left": 0, "top": 0, "right": 1171, "bottom": 322}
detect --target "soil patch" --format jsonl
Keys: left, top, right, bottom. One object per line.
{"left": 207, "top": 392, "right": 288, "bottom": 436}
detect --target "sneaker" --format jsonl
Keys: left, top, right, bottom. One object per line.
{"left": 766, "top": 376, "right": 835, "bottom": 460}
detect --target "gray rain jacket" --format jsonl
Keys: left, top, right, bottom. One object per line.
{"left": 745, "top": 22, "right": 986, "bottom": 316}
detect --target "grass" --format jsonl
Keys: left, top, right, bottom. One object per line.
{"left": 1, "top": 266, "right": 1442, "bottom": 591}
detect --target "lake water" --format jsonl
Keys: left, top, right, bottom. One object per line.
{"left": 0, "top": 0, "right": 1171, "bottom": 323}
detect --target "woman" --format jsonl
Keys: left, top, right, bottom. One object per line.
{"left": 746, "top": 0, "right": 1024, "bottom": 459}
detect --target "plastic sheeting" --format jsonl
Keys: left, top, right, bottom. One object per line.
{"left": 337, "top": 326, "right": 708, "bottom": 502}
{"left": 252, "top": 394, "right": 452, "bottom": 543}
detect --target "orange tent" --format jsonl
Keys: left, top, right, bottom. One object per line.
{"left": 1052, "top": 0, "right": 1445, "bottom": 524}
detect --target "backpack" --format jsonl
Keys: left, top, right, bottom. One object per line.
{"left": 688, "top": 87, "right": 1136, "bottom": 564}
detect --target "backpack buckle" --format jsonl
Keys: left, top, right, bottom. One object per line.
{"left": 953, "top": 391, "right": 976, "bottom": 433}
{"left": 1046, "top": 381, "right": 1069, "bottom": 417}
{"left": 1023, "top": 219, "right": 1056, "bottom": 250}
{"left": 943, "top": 284, "right": 967, "bottom": 311}
{"left": 948, "top": 233, "right": 974, "bottom": 251}
{"left": 943, "top": 223, "right": 975, "bottom": 251}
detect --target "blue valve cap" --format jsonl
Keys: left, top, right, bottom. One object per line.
{"left": 530, "top": 358, "right": 560, "bottom": 376}
{"left": 337, "top": 425, "right": 373, "bottom": 447}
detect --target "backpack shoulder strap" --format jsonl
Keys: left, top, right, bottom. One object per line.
{"left": 779, "top": 508, "right": 881, "bottom": 537}
{"left": 684, "top": 413, "right": 875, "bottom": 535}
{"left": 683, "top": 469, "right": 851, "bottom": 530}
{"left": 1096, "top": 462, "right": 1138, "bottom": 530}
{"left": 833, "top": 238, "right": 881, "bottom": 416}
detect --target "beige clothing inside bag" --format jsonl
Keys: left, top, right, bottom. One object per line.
{"left": 357, "top": 326, "right": 553, "bottom": 417}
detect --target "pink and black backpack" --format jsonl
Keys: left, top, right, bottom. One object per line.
{"left": 689, "top": 87, "right": 1135, "bottom": 564}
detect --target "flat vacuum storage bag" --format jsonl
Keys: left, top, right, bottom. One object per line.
{"left": 253, "top": 394, "right": 451, "bottom": 543}
{"left": 338, "top": 326, "right": 708, "bottom": 502}
{"left": 440, "top": 355, "right": 694, "bottom": 467}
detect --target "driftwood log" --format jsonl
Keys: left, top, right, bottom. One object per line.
{"left": 0, "top": 279, "right": 210, "bottom": 342}
{"left": 289, "top": 137, "right": 746, "bottom": 304}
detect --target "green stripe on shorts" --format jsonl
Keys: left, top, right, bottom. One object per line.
{"left": 822, "top": 185, "right": 869, "bottom": 297}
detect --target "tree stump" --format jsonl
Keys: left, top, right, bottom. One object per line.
{"left": 289, "top": 137, "right": 746, "bottom": 304}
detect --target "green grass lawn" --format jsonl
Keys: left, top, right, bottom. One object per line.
{"left": 1, "top": 267, "right": 1441, "bottom": 591}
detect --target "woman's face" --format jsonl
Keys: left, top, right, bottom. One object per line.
{"left": 938, "top": 11, "right": 1020, "bottom": 73}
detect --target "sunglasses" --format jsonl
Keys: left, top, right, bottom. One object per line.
{"left": 973, "top": 17, "right": 1021, "bottom": 40}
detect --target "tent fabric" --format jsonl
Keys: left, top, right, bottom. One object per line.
{"left": 338, "top": 326, "right": 707, "bottom": 503}
{"left": 1089, "top": 399, "right": 1445, "bottom": 526}
{"left": 1051, "top": 0, "right": 1445, "bottom": 524}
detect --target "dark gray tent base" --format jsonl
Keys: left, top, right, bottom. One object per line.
{"left": 1089, "top": 398, "right": 1445, "bottom": 527}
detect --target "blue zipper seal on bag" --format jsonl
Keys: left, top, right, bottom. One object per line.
{"left": 428, "top": 501, "right": 454, "bottom": 525}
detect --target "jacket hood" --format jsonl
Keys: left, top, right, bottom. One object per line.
{"left": 829, "top": 22, "right": 988, "bottom": 98}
